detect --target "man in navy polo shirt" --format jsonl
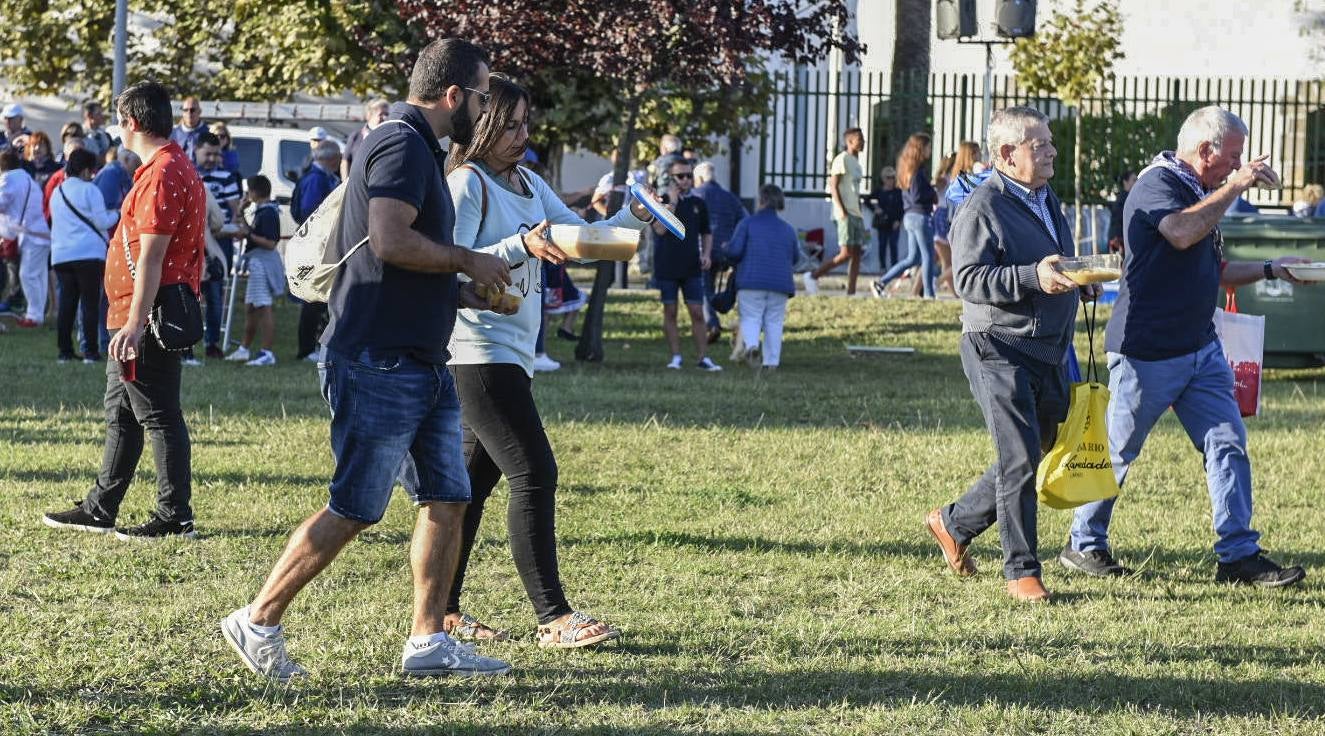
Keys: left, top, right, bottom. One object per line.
{"left": 223, "top": 38, "right": 518, "bottom": 682}
{"left": 1060, "top": 106, "right": 1308, "bottom": 588}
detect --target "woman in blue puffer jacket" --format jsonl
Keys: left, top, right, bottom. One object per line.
{"left": 727, "top": 184, "right": 799, "bottom": 370}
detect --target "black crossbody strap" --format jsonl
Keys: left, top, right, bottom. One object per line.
{"left": 57, "top": 184, "right": 109, "bottom": 246}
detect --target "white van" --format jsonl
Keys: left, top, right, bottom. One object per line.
{"left": 225, "top": 125, "right": 345, "bottom": 238}
{"left": 109, "top": 123, "right": 345, "bottom": 238}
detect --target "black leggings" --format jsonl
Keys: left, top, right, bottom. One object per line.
{"left": 55, "top": 259, "right": 104, "bottom": 358}
{"left": 450, "top": 363, "right": 568, "bottom": 624}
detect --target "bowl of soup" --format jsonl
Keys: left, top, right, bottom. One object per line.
{"left": 1056, "top": 253, "right": 1122, "bottom": 285}
{"left": 548, "top": 225, "right": 642, "bottom": 262}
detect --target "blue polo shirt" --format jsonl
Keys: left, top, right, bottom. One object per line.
{"left": 1104, "top": 167, "right": 1221, "bottom": 360}
{"left": 320, "top": 102, "right": 458, "bottom": 364}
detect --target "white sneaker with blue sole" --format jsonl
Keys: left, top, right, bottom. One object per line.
{"left": 401, "top": 633, "right": 511, "bottom": 677}
{"left": 221, "top": 607, "right": 307, "bottom": 683}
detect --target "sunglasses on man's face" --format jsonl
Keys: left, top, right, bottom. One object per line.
{"left": 464, "top": 88, "right": 491, "bottom": 110}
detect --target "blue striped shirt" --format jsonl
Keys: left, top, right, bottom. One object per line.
{"left": 997, "top": 171, "right": 1059, "bottom": 242}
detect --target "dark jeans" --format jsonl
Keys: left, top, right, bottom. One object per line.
{"left": 84, "top": 330, "right": 193, "bottom": 522}
{"left": 55, "top": 259, "right": 104, "bottom": 358}
{"left": 702, "top": 268, "right": 723, "bottom": 329}
{"left": 202, "top": 276, "right": 223, "bottom": 350}
{"left": 876, "top": 227, "right": 899, "bottom": 271}
{"left": 943, "top": 333, "right": 1069, "bottom": 580}
{"left": 450, "top": 362, "right": 568, "bottom": 624}
{"left": 297, "top": 301, "right": 329, "bottom": 358}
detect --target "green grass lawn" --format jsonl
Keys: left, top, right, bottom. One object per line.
{"left": 3, "top": 289, "right": 1325, "bottom": 735}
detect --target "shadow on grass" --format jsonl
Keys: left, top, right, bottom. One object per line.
{"left": 560, "top": 529, "right": 945, "bottom": 562}
{"left": 2, "top": 467, "right": 331, "bottom": 492}
{"left": 561, "top": 530, "right": 1325, "bottom": 590}
{"left": 4, "top": 661, "right": 1323, "bottom": 721}
{"left": 0, "top": 425, "right": 250, "bottom": 448}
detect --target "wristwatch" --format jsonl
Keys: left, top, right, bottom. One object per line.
{"left": 1263, "top": 259, "right": 1278, "bottom": 281}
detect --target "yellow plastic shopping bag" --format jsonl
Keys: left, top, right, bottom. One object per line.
{"left": 1036, "top": 301, "right": 1120, "bottom": 509}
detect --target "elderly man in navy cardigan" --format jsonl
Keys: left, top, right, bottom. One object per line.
{"left": 924, "top": 106, "right": 1101, "bottom": 603}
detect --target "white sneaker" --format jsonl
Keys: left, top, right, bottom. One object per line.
{"left": 532, "top": 353, "right": 561, "bottom": 372}
{"left": 871, "top": 280, "right": 886, "bottom": 299}
{"left": 225, "top": 346, "right": 251, "bottom": 362}
{"left": 802, "top": 272, "right": 819, "bottom": 295}
{"left": 245, "top": 350, "right": 277, "bottom": 366}
{"left": 744, "top": 344, "right": 761, "bottom": 368}
{"left": 221, "top": 607, "right": 308, "bottom": 683}
{"left": 401, "top": 633, "right": 511, "bottom": 677}
{"left": 697, "top": 357, "right": 723, "bottom": 372}
{"left": 181, "top": 356, "right": 203, "bottom": 367}
{"left": 665, "top": 355, "right": 683, "bottom": 370}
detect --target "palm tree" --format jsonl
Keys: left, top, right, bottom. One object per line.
{"left": 890, "top": 0, "right": 932, "bottom": 154}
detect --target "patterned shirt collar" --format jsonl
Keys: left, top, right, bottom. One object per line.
{"left": 997, "top": 170, "right": 1047, "bottom": 205}
{"left": 997, "top": 170, "right": 1059, "bottom": 244}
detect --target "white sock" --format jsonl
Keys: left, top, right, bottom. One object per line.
{"left": 408, "top": 631, "right": 451, "bottom": 646}
{"left": 243, "top": 608, "right": 281, "bottom": 636}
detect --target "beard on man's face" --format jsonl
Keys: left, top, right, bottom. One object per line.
{"left": 449, "top": 100, "right": 477, "bottom": 147}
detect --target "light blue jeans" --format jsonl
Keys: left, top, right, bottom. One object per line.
{"left": 875, "top": 213, "right": 935, "bottom": 297}
{"left": 1068, "top": 341, "right": 1261, "bottom": 563}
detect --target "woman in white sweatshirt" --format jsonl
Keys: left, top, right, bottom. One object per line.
{"left": 403, "top": 75, "right": 653, "bottom": 648}
{"left": 49, "top": 148, "right": 119, "bottom": 362}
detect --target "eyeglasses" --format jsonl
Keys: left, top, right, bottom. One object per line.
{"left": 464, "top": 88, "right": 491, "bottom": 110}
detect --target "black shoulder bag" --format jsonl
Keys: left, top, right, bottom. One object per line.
{"left": 120, "top": 209, "right": 203, "bottom": 351}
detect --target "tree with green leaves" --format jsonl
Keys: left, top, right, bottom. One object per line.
{"left": 1009, "top": 0, "right": 1124, "bottom": 254}
{"left": 0, "top": 0, "right": 412, "bottom": 102}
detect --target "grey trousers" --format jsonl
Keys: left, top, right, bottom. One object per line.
{"left": 943, "top": 332, "right": 1070, "bottom": 580}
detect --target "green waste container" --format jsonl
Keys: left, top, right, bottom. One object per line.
{"left": 1219, "top": 216, "right": 1325, "bottom": 368}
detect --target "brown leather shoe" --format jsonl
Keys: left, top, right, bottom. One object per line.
{"left": 925, "top": 508, "right": 976, "bottom": 577}
{"left": 1006, "top": 576, "right": 1051, "bottom": 602}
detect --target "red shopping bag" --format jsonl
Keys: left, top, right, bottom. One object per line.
{"left": 1215, "top": 288, "right": 1264, "bottom": 418}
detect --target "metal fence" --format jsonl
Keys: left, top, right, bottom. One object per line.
{"left": 760, "top": 69, "right": 1325, "bottom": 209}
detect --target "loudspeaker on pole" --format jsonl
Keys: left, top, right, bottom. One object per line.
{"left": 995, "top": 0, "right": 1037, "bottom": 38}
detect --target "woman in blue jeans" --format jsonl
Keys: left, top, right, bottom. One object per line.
{"left": 872, "top": 133, "right": 937, "bottom": 298}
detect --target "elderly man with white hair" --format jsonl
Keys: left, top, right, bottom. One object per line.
{"left": 1059, "top": 105, "right": 1307, "bottom": 588}
{"left": 693, "top": 160, "right": 748, "bottom": 342}
{"left": 924, "top": 106, "right": 1091, "bottom": 603}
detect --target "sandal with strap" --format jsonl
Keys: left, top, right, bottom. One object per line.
{"left": 448, "top": 613, "right": 510, "bottom": 642}
{"left": 537, "top": 611, "right": 620, "bottom": 649}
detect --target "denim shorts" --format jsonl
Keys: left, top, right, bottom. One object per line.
{"left": 656, "top": 275, "right": 704, "bottom": 305}
{"left": 318, "top": 347, "right": 471, "bottom": 524}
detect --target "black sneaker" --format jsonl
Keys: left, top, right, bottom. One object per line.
{"left": 1215, "top": 553, "right": 1306, "bottom": 588}
{"left": 556, "top": 327, "right": 579, "bottom": 342}
{"left": 115, "top": 515, "right": 199, "bottom": 541}
{"left": 43, "top": 503, "right": 114, "bottom": 534}
{"left": 1058, "top": 546, "right": 1134, "bottom": 577}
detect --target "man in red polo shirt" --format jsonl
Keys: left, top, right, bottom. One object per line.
{"left": 43, "top": 81, "right": 207, "bottom": 540}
